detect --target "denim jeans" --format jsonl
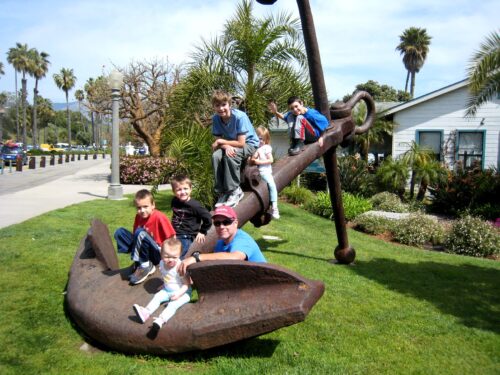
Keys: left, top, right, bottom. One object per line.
{"left": 176, "top": 234, "right": 194, "bottom": 260}
{"left": 114, "top": 227, "right": 161, "bottom": 265}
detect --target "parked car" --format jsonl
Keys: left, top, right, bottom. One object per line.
{"left": 1, "top": 143, "right": 28, "bottom": 166}
{"left": 40, "top": 143, "right": 65, "bottom": 152}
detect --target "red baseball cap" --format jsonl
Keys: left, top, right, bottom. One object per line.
{"left": 212, "top": 205, "right": 237, "bottom": 220}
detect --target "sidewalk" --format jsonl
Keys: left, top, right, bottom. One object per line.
{"left": 0, "top": 158, "right": 167, "bottom": 229}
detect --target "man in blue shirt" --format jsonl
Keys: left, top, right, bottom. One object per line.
{"left": 178, "top": 206, "right": 266, "bottom": 275}
{"left": 211, "top": 90, "right": 259, "bottom": 207}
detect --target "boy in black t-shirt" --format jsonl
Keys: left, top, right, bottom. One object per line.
{"left": 170, "top": 175, "right": 212, "bottom": 259}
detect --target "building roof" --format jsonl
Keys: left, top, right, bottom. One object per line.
{"left": 383, "top": 79, "right": 469, "bottom": 116}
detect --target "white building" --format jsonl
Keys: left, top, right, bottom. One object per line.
{"left": 383, "top": 79, "right": 500, "bottom": 170}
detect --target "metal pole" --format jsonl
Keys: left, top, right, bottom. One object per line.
{"left": 107, "top": 87, "right": 123, "bottom": 200}
{"left": 295, "top": 0, "right": 354, "bottom": 263}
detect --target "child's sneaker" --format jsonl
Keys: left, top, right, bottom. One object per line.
{"left": 225, "top": 187, "right": 244, "bottom": 207}
{"left": 215, "top": 193, "right": 229, "bottom": 208}
{"left": 133, "top": 304, "right": 150, "bottom": 323}
{"left": 272, "top": 208, "right": 280, "bottom": 220}
{"left": 153, "top": 317, "right": 164, "bottom": 330}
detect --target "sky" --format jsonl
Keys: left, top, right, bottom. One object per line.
{"left": 1, "top": 0, "right": 499, "bottom": 105}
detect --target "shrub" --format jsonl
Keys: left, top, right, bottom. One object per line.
{"left": 119, "top": 156, "right": 177, "bottom": 185}
{"left": 429, "top": 165, "right": 500, "bottom": 220}
{"left": 281, "top": 184, "right": 314, "bottom": 206}
{"left": 370, "top": 192, "right": 409, "bottom": 213}
{"left": 338, "top": 155, "right": 376, "bottom": 197}
{"left": 300, "top": 172, "right": 327, "bottom": 192}
{"left": 444, "top": 215, "right": 500, "bottom": 257}
{"left": 342, "top": 192, "right": 373, "bottom": 221}
{"left": 354, "top": 213, "right": 394, "bottom": 235}
{"left": 392, "top": 213, "right": 445, "bottom": 247}
{"left": 304, "top": 191, "right": 372, "bottom": 221}
{"left": 304, "top": 191, "right": 332, "bottom": 219}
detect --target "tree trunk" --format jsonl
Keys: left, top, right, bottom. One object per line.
{"left": 66, "top": 91, "right": 71, "bottom": 147}
{"left": 32, "top": 81, "right": 39, "bottom": 148}
{"left": 410, "top": 71, "right": 416, "bottom": 98}
{"left": 409, "top": 169, "right": 416, "bottom": 199}
{"left": 14, "top": 70, "right": 20, "bottom": 142}
{"left": 21, "top": 77, "right": 27, "bottom": 150}
{"left": 404, "top": 70, "right": 410, "bottom": 93}
{"left": 91, "top": 111, "right": 96, "bottom": 147}
{"left": 416, "top": 180, "right": 427, "bottom": 201}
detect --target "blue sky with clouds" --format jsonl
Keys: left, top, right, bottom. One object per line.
{"left": 1, "top": 0, "right": 499, "bottom": 104}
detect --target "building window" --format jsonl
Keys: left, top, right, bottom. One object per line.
{"left": 417, "top": 130, "right": 442, "bottom": 161}
{"left": 457, "top": 131, "right": 485, "bottom": 168}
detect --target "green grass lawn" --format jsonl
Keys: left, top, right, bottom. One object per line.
{"left": 0, "top": 191, "right": 498, "bottom": 374}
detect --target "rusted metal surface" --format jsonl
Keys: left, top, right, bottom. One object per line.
{"left": 187, "top": 91, "right": 375, "bottom": 260}
{"left": 66, "top": 220, "right": 325, "bottom": 354}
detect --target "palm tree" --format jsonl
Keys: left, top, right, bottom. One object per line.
{"left": 415, "top": 160, "right": 447, "bottom": 201}
{"left": 6, "top": 46, "right": 21, "bottom": 141}
{"left": 182, "top": 0, "right": 309, "bottom": 126}
{"left": 7, "top": 43, "right": 33, "bottom": 149}
{"left": 28, "top": 49, "right": 50, "bottom": 148}
{"left": 465, "top": 30, "right": 500, "bottom": 117}
{"left": 74, "top": 89, "right": 85, "bottom": 132}
{"left": 396, "top": 27, "right": 432, "bottom": 98}
{"left": 0, "top": 62, "right": 4, "bottom": 76}
{"left": 376, "top": 157, "right": 410, "bottom": 199}
{"left": 0, "top": 92, "right": 7, "bottom": 142}
{"left": 53, "top": 68, "right": 76, "bottom": 146}
{"left": 402, "top": 141, "right": 434, "bottom": 199}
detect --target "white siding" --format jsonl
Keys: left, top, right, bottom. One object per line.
{"left": 392, "top": 86, "right": 500, "bottom": 169}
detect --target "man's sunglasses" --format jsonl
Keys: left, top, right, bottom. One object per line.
{"left": 213, "top": 219, "right": 235, "bottom": 227}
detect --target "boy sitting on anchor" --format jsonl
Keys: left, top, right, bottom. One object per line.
{"left": 114, "top": 189, "right": 176, "bottom": 285}
{"left": 268, "top": 96, "right": 328, "bottom": 155}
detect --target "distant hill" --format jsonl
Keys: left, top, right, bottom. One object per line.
{"left": 52, "top": 101, "right": 80, "bottom": 112}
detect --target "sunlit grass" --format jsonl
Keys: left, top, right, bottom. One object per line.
{"left": 0, "top": 191, "right": 498, "bottom": 374}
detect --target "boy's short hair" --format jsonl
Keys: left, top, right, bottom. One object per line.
{"left": 212, "top": 90, "right": 233, "bottom": 106}
{"left": 161, "top": 237, "right": 182, "bottom": 257}
{"left": 134, "top": 189, "right": 154, "bottom": 204}
{"left": 170, "top": 174, "right": 192, "bottom": 189}
{"left": 287, "top": 96, "right": 303, "bottom": 106}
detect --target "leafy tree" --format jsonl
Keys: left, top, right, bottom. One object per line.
{"left": 343, "top": 80, "right": 411, "bottom": 102}
{"left": 177, "top": 0, "right": 310, "bottom": 127}
{"left": 396, "top": 27, "right": 432, "bottom": 98}
{"left": 352, "top": 102, "right": 394, "bottom": 161}
{"left": 402, "top": 141, "right": 434, "bottom": 199}
{"left": 6, "top": 46, "right": 21, "bottom": 140}
{"left": 376, "top": 157, "right": 409, "bottom": 199}
{"left": 7, "top": 42, "right": 33, "bottom": 149}
{"left": 465, "top": 30, "right": 500, "bottom": 117}
{"left": 53, "top": 67, "right": 76, "bottom": 146}
{"left": 0, "top": 61, "right": 4, "bottom": 76}
{"left": 28, "top": 49, "right": 50, "bottom": 148}
{"left": 84, "top": 76, "right": 108, "bottom": 147}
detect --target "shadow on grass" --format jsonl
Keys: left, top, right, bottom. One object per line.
{"left": 256, "top": 238, "right": 330, "bottom": 262}
{"left": 350, "top": 258, "right": 500, "bottom": 334}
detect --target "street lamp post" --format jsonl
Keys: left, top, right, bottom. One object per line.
{"left": 107, "top": 70, "right": 124, "bottom": 200}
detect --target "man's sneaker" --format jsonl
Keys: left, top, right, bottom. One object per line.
{"left": 129, "top": 263, "right": 155, "bottom": 285}
{"left": 288, "top": 139, "right": 305, "bottom": 156}
{"left": 271, "top": 208, "right": 280, "bottom": 220}
{"left": 153, "top": 317, "right": 164, "bottom": 330}
{"left": 225, "top": 187, "right": 244, "bottom": 207}
{"left": 215, "top": 193, "right": 229, "bottom": 208}
{"left": 133, "top": 304, "right": 150, "bottom": 323}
